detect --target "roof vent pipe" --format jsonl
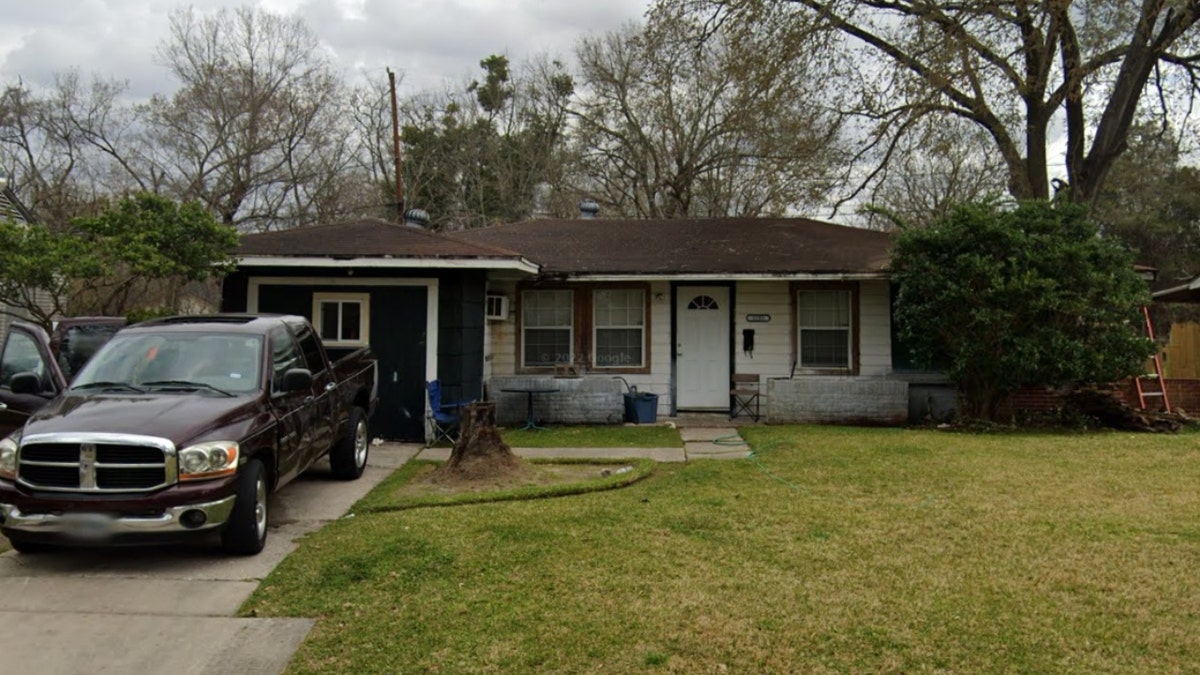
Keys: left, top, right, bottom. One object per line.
{"left": 579, "top": 199, "right": 600, "bottom": 219}
{"left": 404, "top": 208, "right": 430, "bottom": 228}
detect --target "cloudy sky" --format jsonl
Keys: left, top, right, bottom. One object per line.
{"left": 0, "top": 0, "right": 652, "bottom": 98}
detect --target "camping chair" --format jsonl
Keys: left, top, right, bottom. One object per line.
{"left": 426, "top": 380, "right": 472, "bottom": 446}
{"left": 730, "top": 373, "right": 761, "bottom": 422}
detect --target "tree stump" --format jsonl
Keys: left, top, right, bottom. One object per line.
{"left": 430, "top": 402, "right": 528, "bottom": 483}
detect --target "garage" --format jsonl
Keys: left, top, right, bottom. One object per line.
{"left": 221, "top": 218, "right": 537, "bottom": 442}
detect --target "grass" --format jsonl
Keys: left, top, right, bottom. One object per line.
{"left": 243, "top": 426, "right": 1200, "bottom": 673}
{"left": 501, "top": 424, "right": 682, "bottom": 448}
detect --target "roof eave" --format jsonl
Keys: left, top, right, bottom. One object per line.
{"left": 547, "top": 271, "right": 891, "bottom": 282}
{"left": 1152, "top": 276, "right": 1200, "bottom": 303}
{"left": 235, "top": 255, "right": 540, "bottom": 275}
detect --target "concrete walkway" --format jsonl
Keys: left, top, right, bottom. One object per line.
{"left": 0, "top": 443, "right": 420, "bottom": 675}
{"left": 417, "top": 425, "right": 752, "bottom": 462}
{"left": 679, "top": 426, "right": 753, "bottom": 460}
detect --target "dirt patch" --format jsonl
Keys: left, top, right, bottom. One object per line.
{"left": 400, "top": 463, "right": 635, "bottom": 497}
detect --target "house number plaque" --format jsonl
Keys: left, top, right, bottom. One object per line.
{"left": 746, "top": 314, "right": 771, "bottom": 322}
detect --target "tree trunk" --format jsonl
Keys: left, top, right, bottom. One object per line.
{"left": 430, "top": 402, "right": 528, "bottom": 482}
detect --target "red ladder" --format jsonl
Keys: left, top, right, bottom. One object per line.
{"left": 1134, "top": 306, "right": 1171, "bottom": 413}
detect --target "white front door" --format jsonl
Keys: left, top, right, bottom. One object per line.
{"left": 676, "top": 286, "right": 730, "bottom": 409}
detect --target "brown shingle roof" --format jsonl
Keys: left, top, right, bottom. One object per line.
{"left": 236, "top": 217, "right": 523, "bottom": 260}
{"left": 448, "top": 217, "right": 891, "bottom": 275}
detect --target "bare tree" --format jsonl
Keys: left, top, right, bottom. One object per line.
{"left": 145, "top": 6, "right": 347, "bottom": 231}
{"left": 866, "top": 117, "right": 1009, "bottom": 228}
{"left": 0, "top": 73, "right": 146, "bottom": 226}
{"left": 342, "top": 73, "right": 404, "bottom": 221}
{"left": 667, "top": 0, "right": 1200, "bottom": 207}
{"left": 572, "top": 16, "right": 842, "bottom": 218}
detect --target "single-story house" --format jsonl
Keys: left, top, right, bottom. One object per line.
{"left": 223, "top": 209, "right": 922, "bottom": 441}
{"left": 449, "top": 215, "right": 912, "bottom": 426}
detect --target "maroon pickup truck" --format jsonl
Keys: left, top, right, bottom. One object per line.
{"left": 0, "top": 314, "right": 377, "bottom": 555}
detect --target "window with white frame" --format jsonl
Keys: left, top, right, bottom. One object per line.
{"left": 593, "top": 288, "right": 645, "bottom": 368}
{"left": 313, "top": 292, "right": 370, "bottom": 347}
{"left": 522, "top": 289, "right": 573, "bottom": 367}
{"left": 797, "top": 290, "right": 852, "bottom": 369}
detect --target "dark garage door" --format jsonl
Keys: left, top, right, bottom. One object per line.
{"left": 256, "top": 284, "right": 428, "bottom": 441}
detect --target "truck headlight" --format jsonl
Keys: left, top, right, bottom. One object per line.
{"left": 179, "top": 441, "right": 239, "bottom": 481}
{"left": 0, "top": 435, "right": 17, "bottom": 480}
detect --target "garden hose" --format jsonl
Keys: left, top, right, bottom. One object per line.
{"left": 743, "top": 439, "right": 803, "bottom": 492}
{"left": 712, "top": 433, "right": 749, "bottom": 446}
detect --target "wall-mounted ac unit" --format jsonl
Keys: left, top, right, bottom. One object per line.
{"left": 485, "top": 294, "right": 509, "bottom": 321}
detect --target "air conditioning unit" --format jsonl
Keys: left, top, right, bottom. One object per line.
{"left": 485, "top": 294, "right": 509, "bottom": 321}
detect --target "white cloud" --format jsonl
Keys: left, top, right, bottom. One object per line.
{"left": 0, "top": 0, "right": 650, "bottom": 97}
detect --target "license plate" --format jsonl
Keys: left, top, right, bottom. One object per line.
{"left": 61, "top": 513, "right": 116, "bottom": 541}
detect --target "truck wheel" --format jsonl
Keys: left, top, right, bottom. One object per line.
{"left": 330, "top": 407, "right": 369, "bottom": 480}
{"left": 221, "top": 459, "right": 268, "bottom": 555}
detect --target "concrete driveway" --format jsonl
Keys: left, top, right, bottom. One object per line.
{"left": 0, "top": 443, "right": 416, "bottom": 675}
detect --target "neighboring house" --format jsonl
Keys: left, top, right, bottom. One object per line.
{"left": 0, "top": 174, "right": 56, "bottom": 337}
{"left": 223, "top": 209, "right": 913, "bottom": 441}
{"left": 220, "top": 214, "right": 538, "bottom": 441}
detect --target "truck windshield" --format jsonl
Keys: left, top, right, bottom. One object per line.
{"left": 72, "top": 332, "right": 263, "bottom": 394}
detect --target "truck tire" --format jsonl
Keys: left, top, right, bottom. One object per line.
{"left": 221, "top": 459, "right": 268, "bottom": 555}
{"left": 330, "top": 407, "right": 369, "bottom": 480}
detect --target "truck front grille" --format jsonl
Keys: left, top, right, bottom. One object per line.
{"left": 17, "top": 435, "right": 177, "bottom": 493}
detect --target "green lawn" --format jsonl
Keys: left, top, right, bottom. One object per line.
{"left": 244, "top": 426, "right": 1200, "bottom": 673}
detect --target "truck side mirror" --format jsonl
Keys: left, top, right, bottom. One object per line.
{"left": 281, "top": 368, "right": 313, "bottom": 392}
{"left": 10, "top": 372, "right": 44, "bottom": 395}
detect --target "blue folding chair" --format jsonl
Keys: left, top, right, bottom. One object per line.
{"left": 426, "top": 380, "right": 471, "bottom": 446}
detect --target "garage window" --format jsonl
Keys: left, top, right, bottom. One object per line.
{"left": 313, "top": 292, "right": 370, "bottom": 347}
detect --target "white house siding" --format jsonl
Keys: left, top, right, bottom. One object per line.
{"left": 734, "top": 281, "right": 794, "bottom": 376}
{"left": 858, "top": 280, "right": 892, "bottom": 377}
{"left": 485, "top": 278, "right": 900, "bottom": 424}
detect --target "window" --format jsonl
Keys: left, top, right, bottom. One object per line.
{"left": 0, "top": 332, "right": 48, "bottom": 390}
{"left": 522, "top": 289, "right": 573, "bottom": 367}
{"left": 269, "top": 326, "right": 302, "bottom": 394}
{"left": 593, "top": 289, "right": 645, "bottom": 368}
{"left": 291, "top": 321, "right": 327, "bottom": 374}
{"left": 797, "top": 289, "right": 852, "bottom": 369}
{"left": 313, "top": 293, "right": 369, "bottom": 347}
{"left": 518, "top": 284, "right": 650, "bottom": 373}
{"left": 58, "top": 324, "right": 123, "bottom": 380}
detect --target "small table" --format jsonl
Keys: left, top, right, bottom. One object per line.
{"left": 501, "top": 387, "right": 558, "bottom": 431}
